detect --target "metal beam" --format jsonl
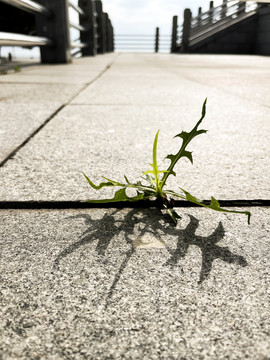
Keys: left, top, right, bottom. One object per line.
{"left": 0, "top": 0, "right": 50, "bottom": 16}
{"left": 0, "top": 32, "right": 52, "bottom": 46}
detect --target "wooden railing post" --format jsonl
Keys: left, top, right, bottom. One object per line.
{"left": 209, "top": 1, "right": 214, "bottom": 23}
{"left": 221, "top": 0, "right": 228, "bottom": 18}
{"left": 104, "top": 13, "right": 113, "bottom": 52}
{"left": 95, "top": 0, "right": 106, "bottom": 54}
{"left": 237, "top": 1, "right": 246, "bottom": 16}
{"left": 181, "top": 8, "right": 191, "bottom": 53}
{"left": 198, "top": 7, "right": 202, "bottom": 22}
{"left": 171, "top": 15, "right": 178, "bottom": 53}
{"left": 78, "top": 0, "right": 97, "bottom": 56}
{"left": 35, "top": 0, "right": 71, "bottom": 63}
{"left": 155, "top": 27, "right": 159, "bottom": 53}
{"left": 111, "top": 25, "right": 114, "bottom": 52}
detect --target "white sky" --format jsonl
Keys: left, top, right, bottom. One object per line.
{"left": 102, "top": 0, "right": 223, "bottom": 35}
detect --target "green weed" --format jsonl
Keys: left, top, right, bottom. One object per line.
{"left": 84, "top": 99, "right": 251, "bottom": 225}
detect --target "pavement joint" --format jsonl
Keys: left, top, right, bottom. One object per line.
{"left": 0, "top": 199, "right": 269, "bottom": 209}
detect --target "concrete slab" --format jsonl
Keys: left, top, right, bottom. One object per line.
{"left": 0, "top": 99, "right": 268, "bottom": 201}
{"left": 0, "top": 55, "right": 116, "bottom": 164}
{"left": 0, "top": 81, "right": 87, "bottom": 166}
{"left": 0, "top": 103, "right": 61, "bottom": 164}
{"left": 0, "top": 83, "right": 83, "bottom": 105}
{"left": 0, "top": 54, "right": 269, "bottom": 201}
{"left": 0, "top": 54, "right": 116, "bottom": 85}
{"left": 0, "top": 82, "right": 85, "bottom": 165}
{"left": 0, "top": 207, "right": 269, "bottom": 359}
{"left": 171, "top": 66, "right": 270, "bottom": 108}
{"left": 165, "top": 54, "right": 270, "bottom": 108}
{"left": 72, "top": 54, "right": 270, "bottom": 107}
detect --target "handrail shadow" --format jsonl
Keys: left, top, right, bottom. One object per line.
{"left": 54, "top": 208, "right": 247, "bottom": 305}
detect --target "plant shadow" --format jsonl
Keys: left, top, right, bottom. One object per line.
{"left": 54, "top": 208, "right": 247, "bottom": 305}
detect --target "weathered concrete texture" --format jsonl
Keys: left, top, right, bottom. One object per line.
{"left": 0, "top": 98, "right": 268, "bottom": 201}
{"left": 0, "top": 54, "right": 269, "bottom": 201}
{"left": 0, "top": 103, "right": 61, "bottom": 164}
{"left": 0, "top": 83, "right": 83, "bottom": 105}
{"left": 166, "top": 54, "right": 270, "bottom": 108}
{"left": 73, "top": 54, "right": 270, "bottom": 108}
{"left": 0, "top": 207, "right": 269, "bottom": 359}
{"left": 0, "top": 54, "right": 115, "bottom": 165}
{"left": 0, "top": 54, "right": 116, "bottom": 85}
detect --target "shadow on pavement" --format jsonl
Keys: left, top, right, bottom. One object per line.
{"left": 54, "top": 208, "right": 248, "bottom": 304}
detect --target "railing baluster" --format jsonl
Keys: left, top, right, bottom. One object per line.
{"left": 237, "top": 1, "right": 246, "bottom": 16}
{"left": 35, "top": 0, "right": 71, "bottom": 63}
{"left": 209, "top": 1, "right": 214, "bottom": 23}
{"left": 221, "top": 0, "right": 228, "bottom": 18}
{"left": 181, "top": 8, "right": 192, "bottom": 52}
{"left": 155, "top": 27, "right": 159, "bottom": 53}
{"left": 78, "top": 0, "right": 98, "bottom": 56}
{"left": 171, "top": 15, "right": 178, "bottom": 53}
{"left": 95, "top": 0, "right": 106, "bottom": 54}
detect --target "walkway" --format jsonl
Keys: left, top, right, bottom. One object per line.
{"left": 0, "top": 53, "right": 269, "bottom": 359}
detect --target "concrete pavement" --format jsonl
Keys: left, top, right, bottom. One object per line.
{"left": 0, "top": 54, "right": 269, "bottom": 359}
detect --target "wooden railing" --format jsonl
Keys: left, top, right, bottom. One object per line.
{"left": 171, "top": 0, "right": 263, "bottom": 52}
{"left": 0, "top": 0, "right": 114, "bottom": 63}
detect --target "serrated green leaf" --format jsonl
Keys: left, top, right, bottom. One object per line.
{"left": 86, "top": 188, "right": 145, "bottom": 203}
{"left": 102, "top": 176, "right": 125, "bottom": 187}
{"left": 83, "top": 173, "right": 117, "bottom": 190}
{"left": 124, "top": 175, "right": 130, "bottom": 184}
{"left": 160, "top": 98, "right": 208, "bottom": 189}
{"left": 165, "top": 188, "right": 251, "bottom": 224}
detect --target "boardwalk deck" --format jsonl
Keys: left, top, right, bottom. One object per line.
{"left": 0, "top": 54, "right": 269, "bottom": 359}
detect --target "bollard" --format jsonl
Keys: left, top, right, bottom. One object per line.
{"left": 155, "top": 27, "right": 159, "bottom": 53}
{"left": 35, "top": 0, "right": 71, "bottom": 63}
{"left": 171, "top": 15, "right": 178, "bottom": 53}
{"left": 79, "top": 0, "right": 97, "bottom": 56}
{"left": 181, "top": 8, "right": 192, "bottom": 52}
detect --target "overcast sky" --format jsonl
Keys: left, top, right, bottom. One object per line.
{"left": 102, "top": 0, "right": 223, "bottom": 35}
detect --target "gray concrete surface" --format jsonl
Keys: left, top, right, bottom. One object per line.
{"left": 0, "top": 54, "right": 115, "bottom": 165}
{"left": 0, "top": 101, "right": 269, "bottom": 200}
{"left": 0, "top": 54, "right": 269, "bottom": 200}
{"left": 0, "top": 54, "right": 269, "bottom": 359}
{"left": 1, "top": 207, "right": 269, "bottom": 359}
{"left": 0, "top": 55, "right": 116, "bottom": 85}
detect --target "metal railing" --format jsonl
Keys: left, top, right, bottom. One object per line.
{"left": 0, "top": 32, "right": 51, "bottom": 46}
{"left": 115, "top": 29, "right": 171, "bottom": 53}
{"left": 0, "top": 0, "right": 114, "bottom": 63}
{"left": 171, "top": 0, "right": 263, "bottom": 53}
{"left": 0, "top": 0, "right": 50, "bottom": 15}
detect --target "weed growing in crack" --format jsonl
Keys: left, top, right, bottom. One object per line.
{"left": 83, "top": 99, "right": 250, "bottom": 225}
